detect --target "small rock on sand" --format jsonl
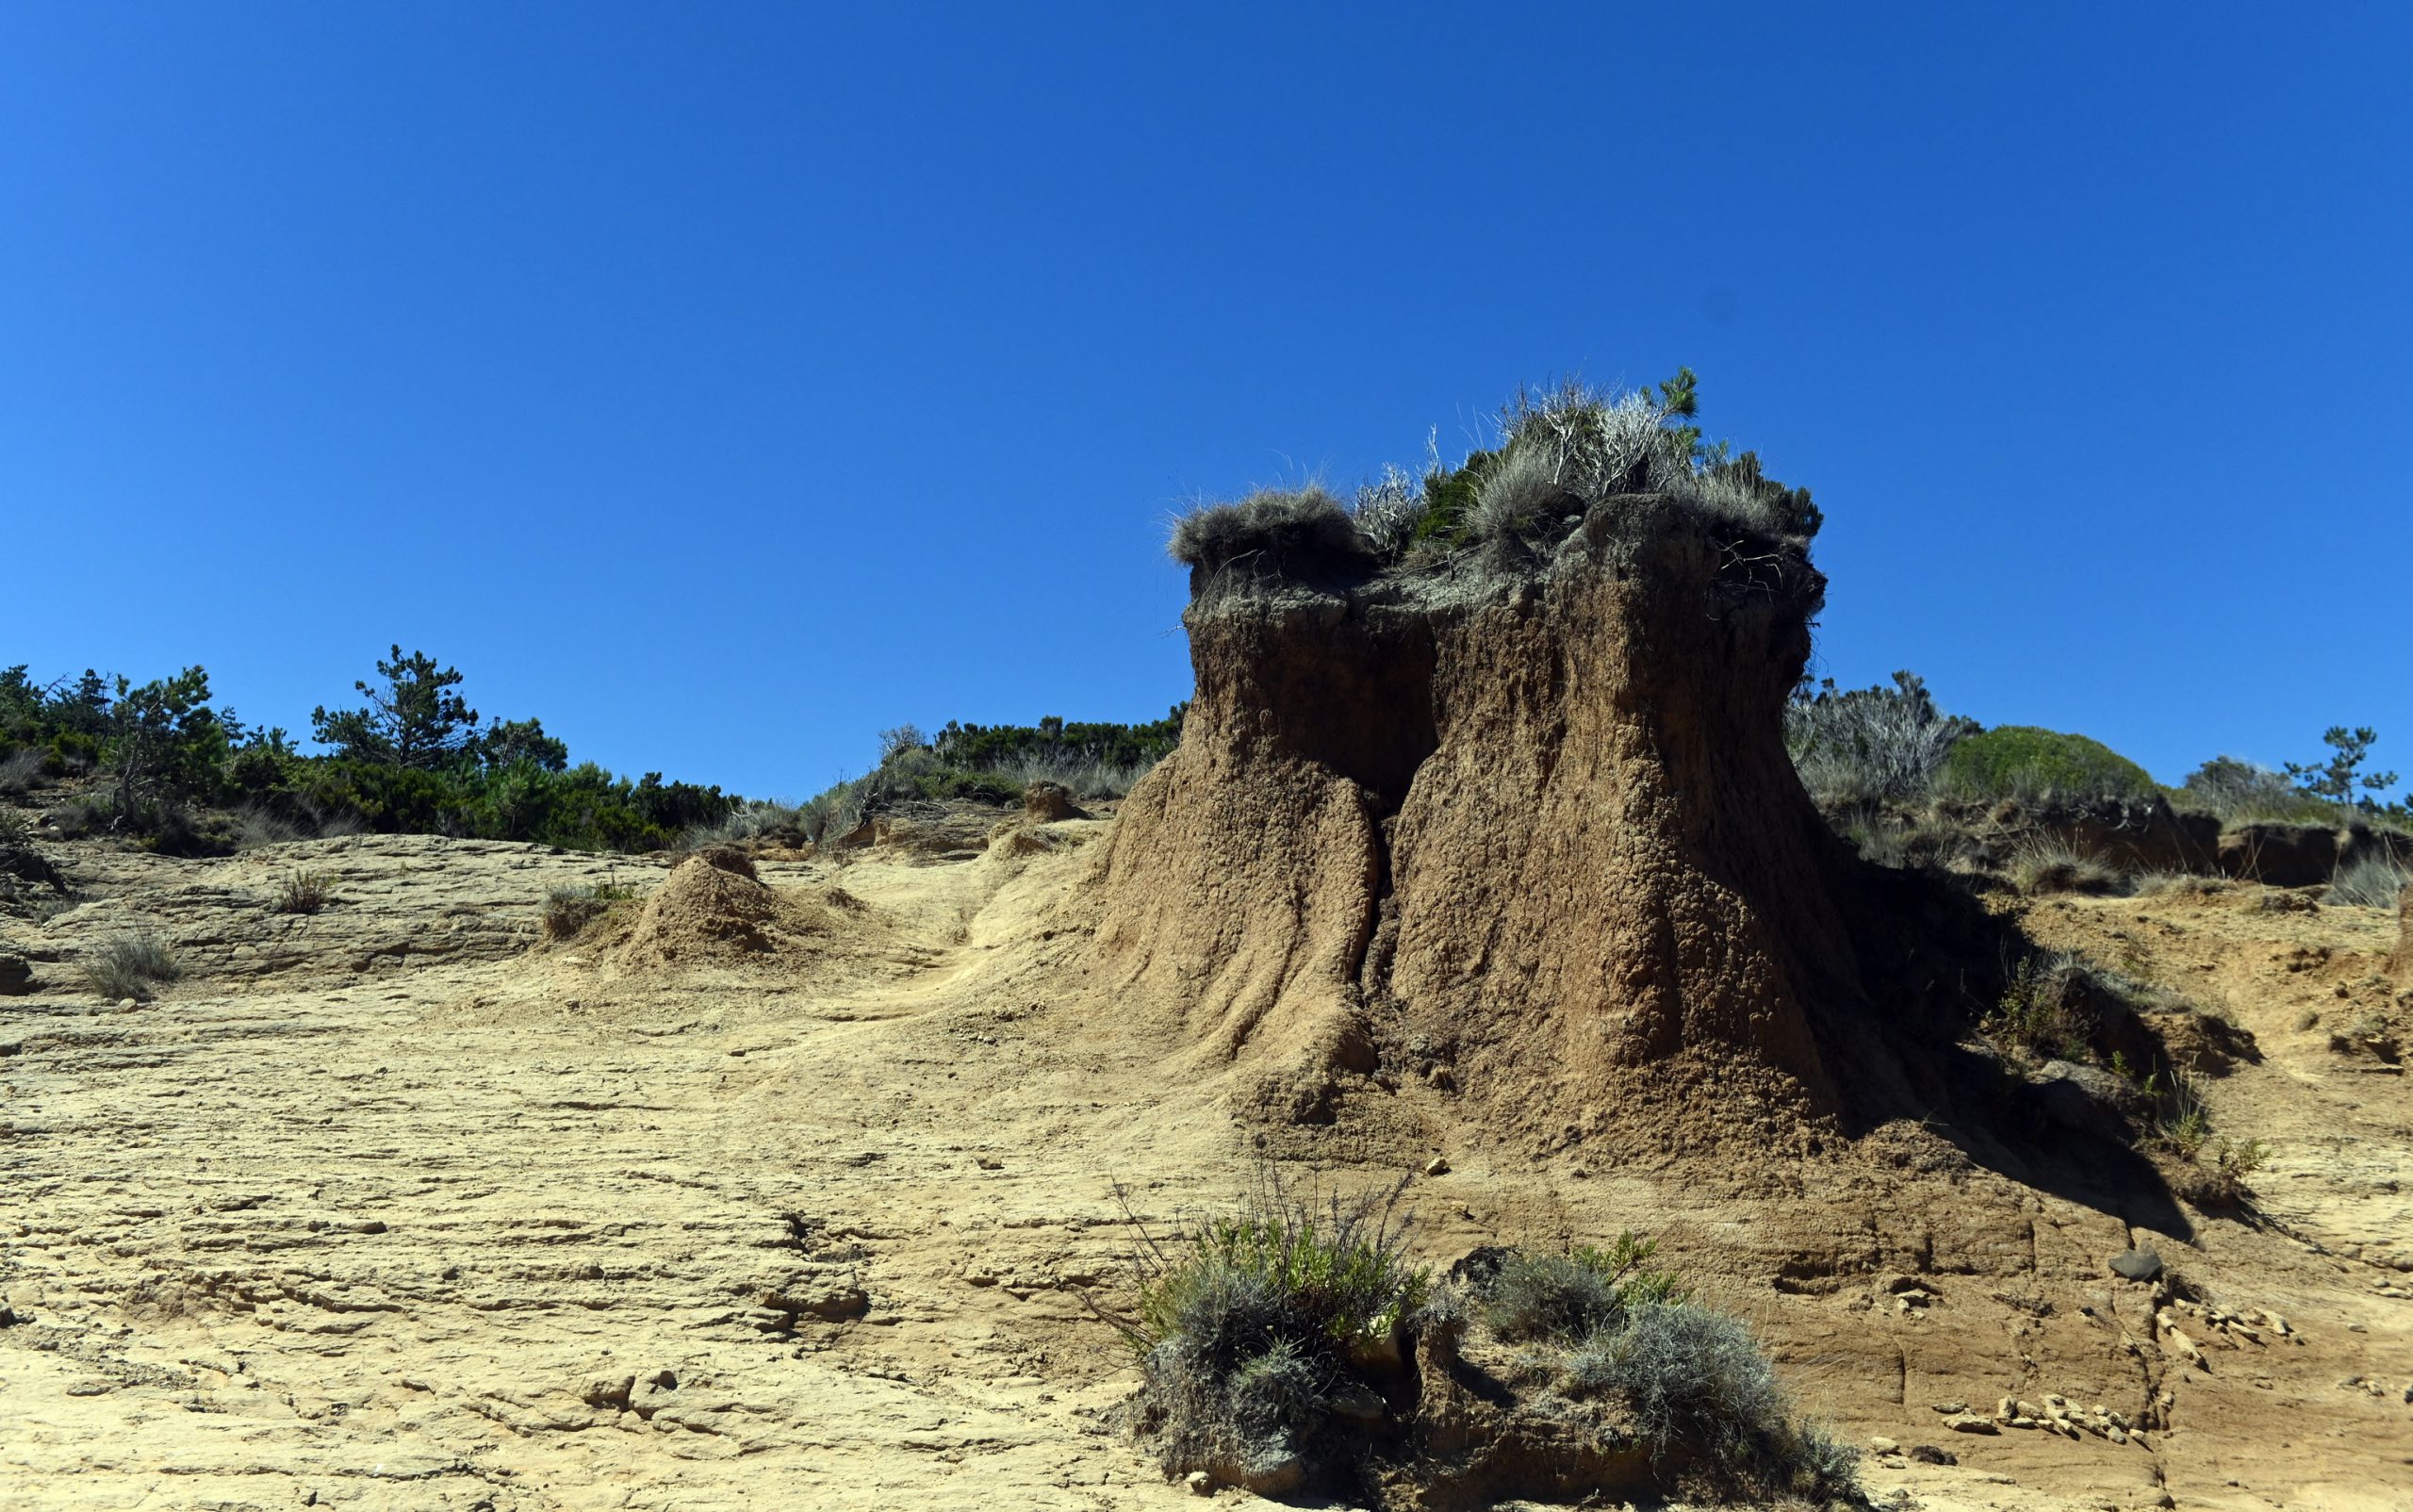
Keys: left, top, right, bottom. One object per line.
{"left": 2109, "top": 1248, "right": 2163, "bottom": 1281}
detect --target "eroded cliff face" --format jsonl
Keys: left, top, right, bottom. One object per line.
{"left": 1088, "top": 600, "right": 1430, "bottom": 1088}
{"left": 1092, "top": 498, "right": 1914, "bottom": 1140}
{"left": 2392, "top": 887, "right": 2411, "bottom": 985}
{"left": 1381, "top": 504, "right": 1863, "bottom": 1136}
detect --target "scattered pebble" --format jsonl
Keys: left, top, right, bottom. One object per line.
{"left": 2109, "top": 1248, "right": 2162, "bottom": 1282}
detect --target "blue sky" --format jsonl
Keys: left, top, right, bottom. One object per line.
{"left": 6, "top": 4, "right": 2406, "bottom": 797}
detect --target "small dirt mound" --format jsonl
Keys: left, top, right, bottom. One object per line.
{"left": 1025, "top": 781, "right": 1083, "bottom": 823}
{"left": 685, "top": 844, "right": 758, "bottom": 880}
{"left": 616, "top": 853, "right": 829, "bottom": 969}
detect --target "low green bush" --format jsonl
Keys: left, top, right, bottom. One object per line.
{"left": 1941, "top": 725, "right": 2157, "bottom": 802}
{"left": 1483, "top": 1233, "right": 1687, "bottom": 1344}
{"left": 3, "top": 655, "right": 736, "bottom": 856}
{"left": 1988, "top": 952, "right": 2100, "bottom": 1063}
{"left": 1119, "top": 1171, "right": 1424, "bottom": 1484}
{"left": 929, "top": 710, "right": 1184, "bottom": 774}
{"left": 1470, "top": 1241, "right": 1860, "bottom": 1504}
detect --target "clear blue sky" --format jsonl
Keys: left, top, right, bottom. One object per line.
{"left": 7, "top": 4, "right": 2407, "bottom": 797}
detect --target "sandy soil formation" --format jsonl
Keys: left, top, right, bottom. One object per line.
{"left": 2392, "top": 889, "right": 2410, "bottom": 983}
{"left": 3, "top": 817, "right": 2409, "bottom": 1510}
{"left": 1095, "top": 499, "right": 1864, "bottom": 1137}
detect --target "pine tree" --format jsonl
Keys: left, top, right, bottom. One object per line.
{"left": 311, "top": 648, "right": 481, "bottom": 769}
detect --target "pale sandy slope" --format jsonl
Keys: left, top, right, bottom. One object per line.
{"left": 2, "top": 826, "right": 2406, "bottom": 1511}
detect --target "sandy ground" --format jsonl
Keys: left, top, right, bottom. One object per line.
{"left": 3, "top": 824, "right": 2408, "bottom": 1510}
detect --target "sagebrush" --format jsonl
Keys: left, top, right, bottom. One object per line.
{"left": 1469, "top": 1240, "right": 1860, "bottom": 1503}
{"left": 1114, "top": 1169, "right": 1424, "bottom": 1483}
{"left": 1786, "top": 672, "right": 1975, "bottom": 807}
{"left": 1166, "top": 371, "right": 1821, "bottom": 592}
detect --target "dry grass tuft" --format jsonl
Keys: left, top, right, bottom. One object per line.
{"left": 2329, "top": 854, "right": 2411, "bottom": 910}
{"left": 2009, "top": 838, "right": 2126, "bottom": 896}
{"left": 1168, "top": 486, "right": 1371, "bottom": 583}
{"left": 271, "top": 868, "right": 333, "bottom": 914}
{"left": 83, "top": 933, "right": 180, "bottom": 1000}
{"left": 0, "top": 748, "right": 44, "bottom": 796}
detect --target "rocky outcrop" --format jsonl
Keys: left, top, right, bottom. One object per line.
{"left": 1, "top": 835, "right": 68, "bottom": 897}
{"left": 1093, "top": 496, "right": 1943, "bottom": 1141}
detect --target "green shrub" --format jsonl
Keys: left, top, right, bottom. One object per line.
{"left": 2209, "top": 1134, "right": 2271, "bottom": 1181}
{"left": 1990, "top": 953, "right": 2098, "bottom": 1063}
{"left": 789, "top": 714, "right": 1183, "bottom": 846}
{"left": 930, "top": 710, "right": 1185, "bottom": 773}
{"left": 4, "top": 655, "right": 736, "bottom": 855}
{"left": 918, "top": 710, "right": 1182, "bottom": 800}
{"left": 2146, "top": 1066, "right": 2270, "bottom": 1207}
{"left": 1472, "top": 1243, "right": 1861, "bottom": 1503}
{"left": 1483, "top": 1234, "right": 1688, "bottom": 1344}
{"left": 83, "top": 933, "right": 180, "bottom": 1000}
{"left": 1119, "top": 1171, "right": 1425, "bottom": 1483}
{"left": 1414, "top": 447, "right": 1499, "bottom": 548}
{"left": 1942, "top": 726, "right": 2157, "bottom": 802}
